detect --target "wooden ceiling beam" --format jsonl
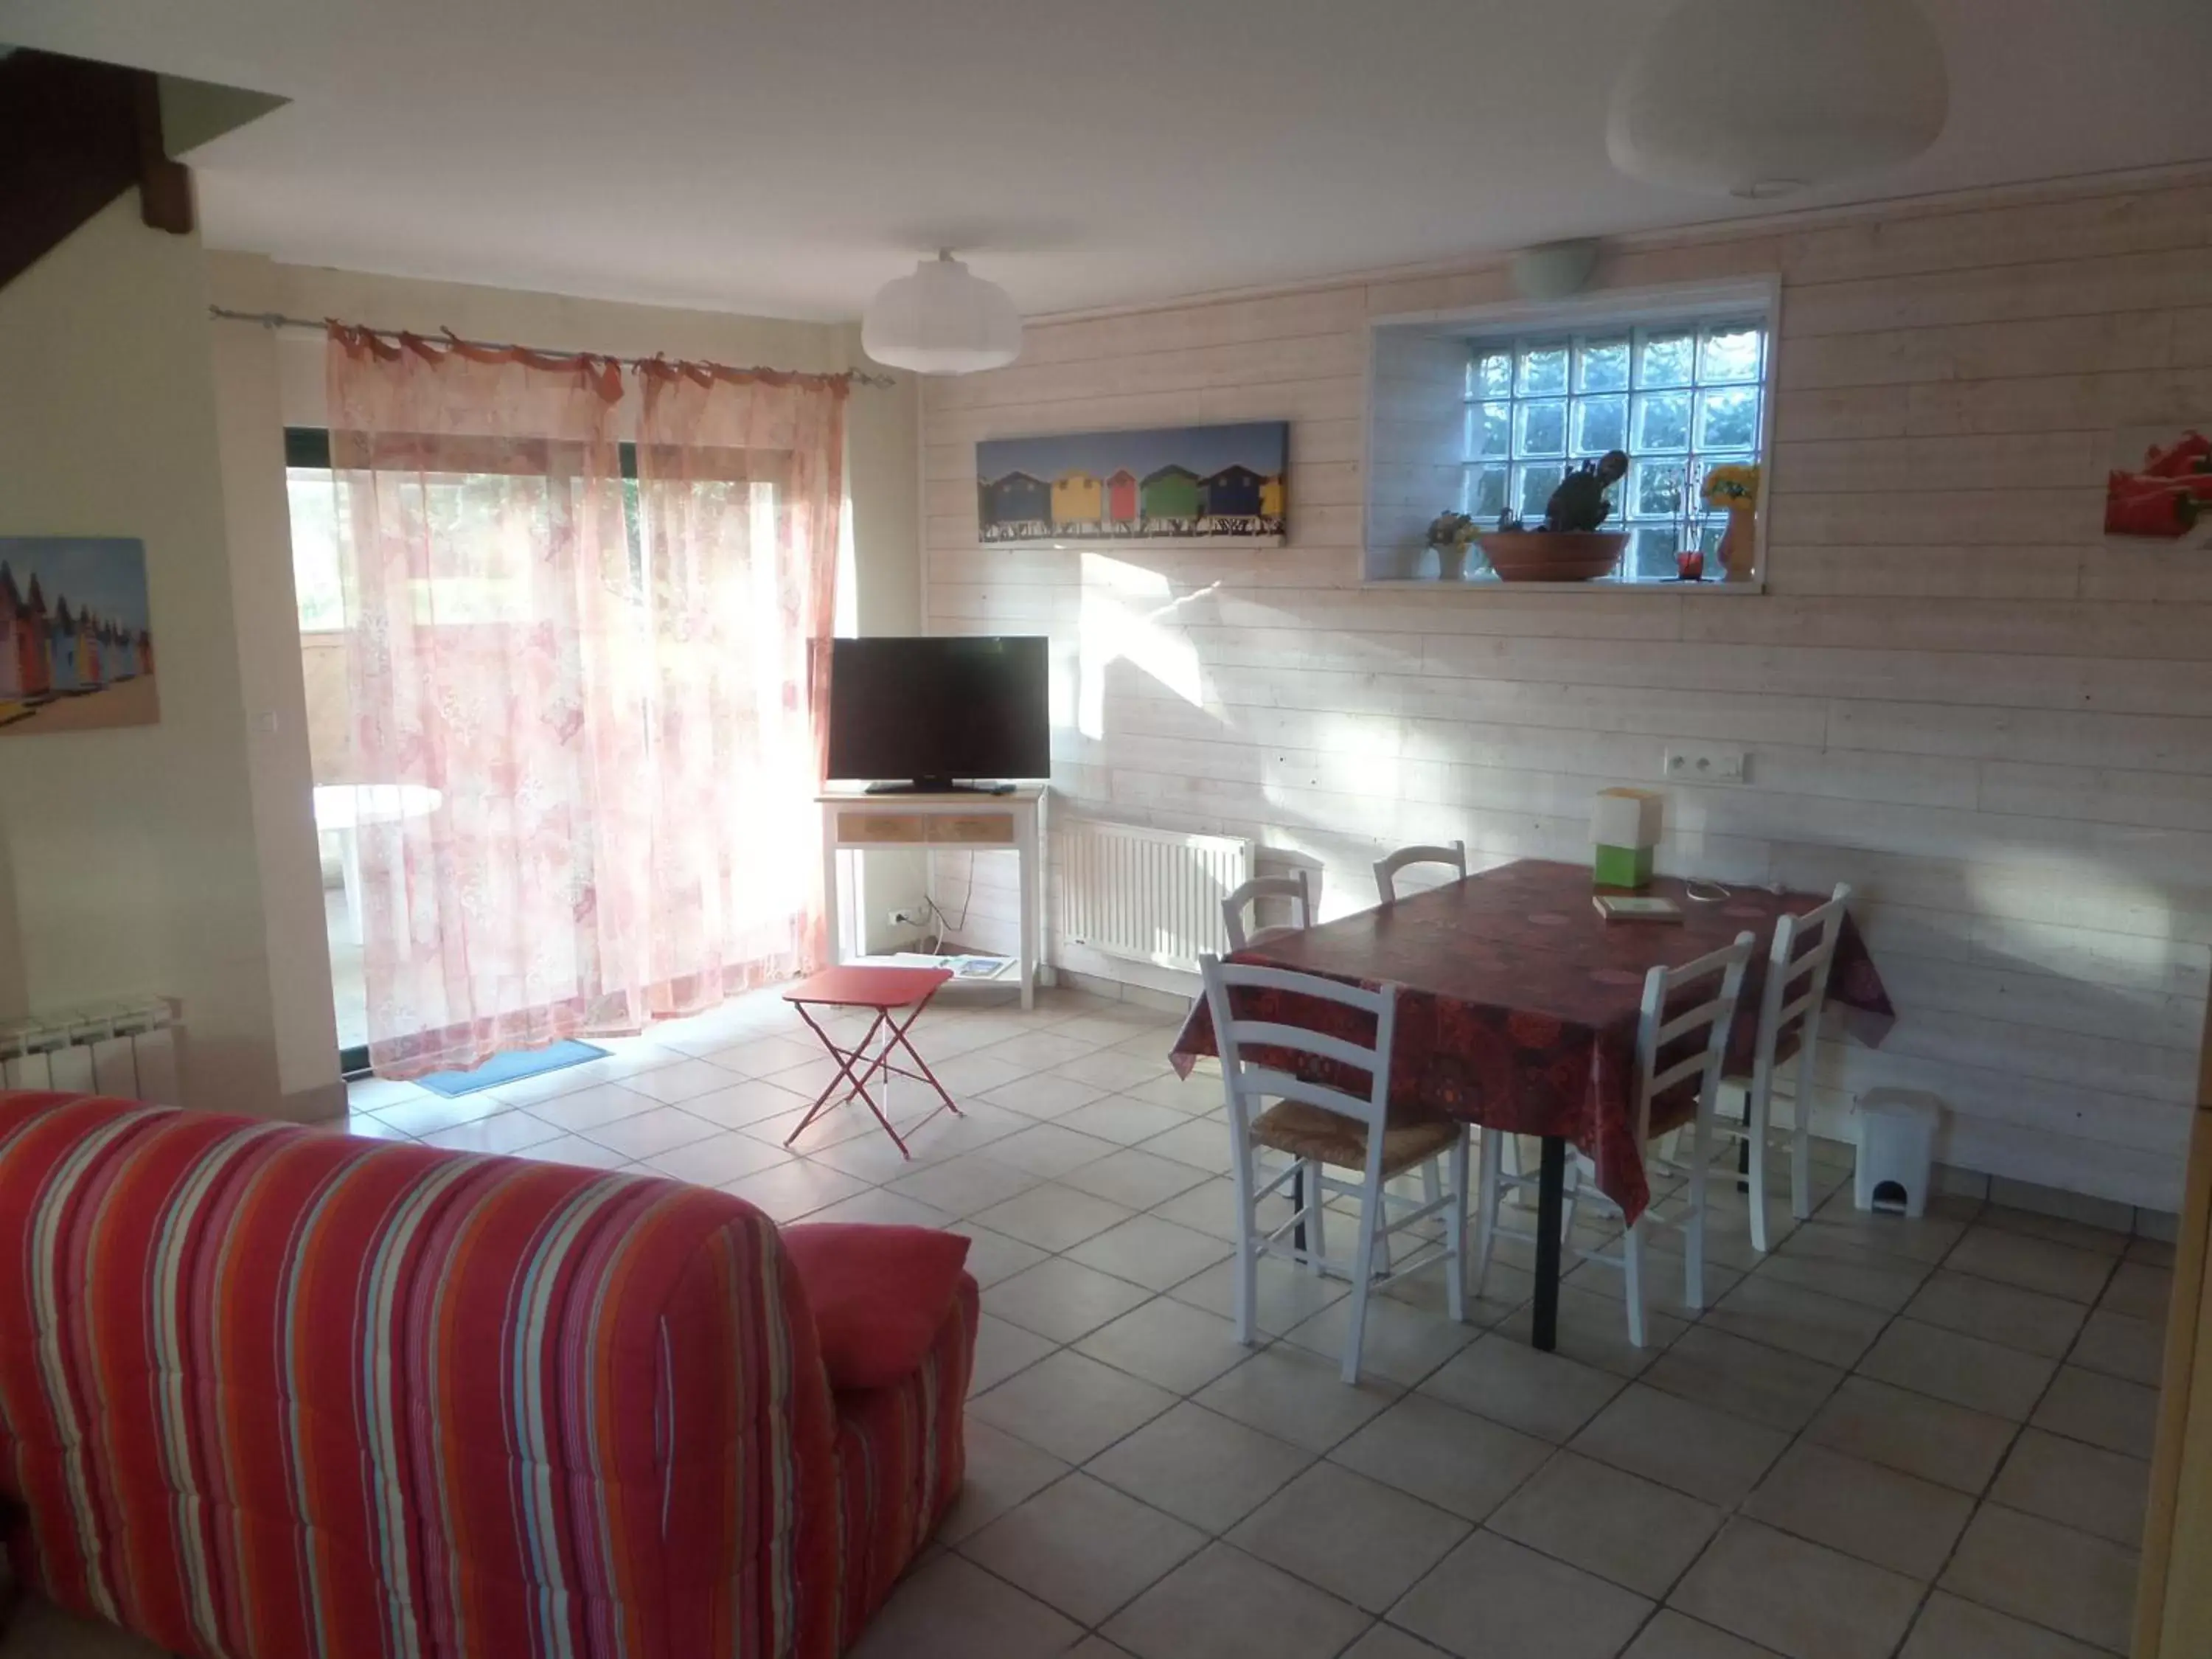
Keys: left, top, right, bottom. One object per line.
{"left": 0, "top": 49, "right": 193, "bottom": 294}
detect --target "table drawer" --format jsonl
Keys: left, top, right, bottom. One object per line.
{"left": 931, "top": 813, "right": 1015, "bottom": 844}
{"left": 835, "top": 812, "right": 928, "bottom": 844}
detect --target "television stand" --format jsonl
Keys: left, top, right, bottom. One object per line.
{"left": 818, "top": 786, "right": 1047, "bottom": 1009}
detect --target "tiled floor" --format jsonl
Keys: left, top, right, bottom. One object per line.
{"left": 9, "top": 984, "right": 2171, "bottom": 1659}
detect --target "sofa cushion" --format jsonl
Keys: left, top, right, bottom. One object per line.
{"left": 783, "top": 1222, "right": 973, "bottom": 1391}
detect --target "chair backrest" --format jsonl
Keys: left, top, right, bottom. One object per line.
{"left": 1200, "top": 953, "right": 1397, "bottom": 1138}
{"left": 1752, "top": 881, "right": 1853, "bottom": 1085}
{"left": 1222, "top": 871, "right": 1317, "bottom": 953}
{"left": 1634, "top": 932, "right": 1756, "bottom": 1143}
{"left": 1373, "top": 840, "right": 1467, "bottom": 904}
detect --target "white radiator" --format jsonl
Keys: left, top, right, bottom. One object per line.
{"left": 0, "top": 998, "right": 181, "bottom": 1105}
{"left": 1057, "top": 818, "right": 1254, "bottom": 972}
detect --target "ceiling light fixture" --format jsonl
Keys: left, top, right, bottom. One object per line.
{"left": 860, "top": 250, "right": 1022, "bottom": 375}
{"left": 1607, "top": 0, "right": 1947, "bottom": 198}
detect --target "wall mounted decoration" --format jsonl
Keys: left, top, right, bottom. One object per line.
{"left": 0, "top": 537, "right": 159, "bottom": 735}
{"left": 978, "top": 422, "right": 1287, "bottom": 544}
{"left": 2105, "top": 426, "right": 2210, "bottom": 546}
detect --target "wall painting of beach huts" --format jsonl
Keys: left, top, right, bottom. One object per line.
{"left": 977, "top": 422, "right": 1287, "bottom": 544}
{"left": 0, "top": 538, "right": 159, "bottom": 736}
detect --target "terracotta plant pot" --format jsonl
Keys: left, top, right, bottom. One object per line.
{"left": 1476, "top": 530, "right": 1630, "bottom": 583}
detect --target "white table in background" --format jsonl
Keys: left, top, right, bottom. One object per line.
{"left": 313, "top": 784, "right": 442, "bottom": 945}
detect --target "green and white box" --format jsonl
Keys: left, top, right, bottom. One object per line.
{"left": 1592, "top": 787, "right": 1663, "bottom": 889}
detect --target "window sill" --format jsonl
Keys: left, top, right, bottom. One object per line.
{"left": 1360, "top": 575, "right": 1764, "bottom": 594}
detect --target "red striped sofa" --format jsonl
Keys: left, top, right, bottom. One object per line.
{"left": 0, "top": 1091, "right": 975, "bottom": 1658}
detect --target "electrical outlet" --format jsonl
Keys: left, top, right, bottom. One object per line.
{"left": 888, "top": 906, "right": 929, "bottom": 928}
{"left": 1663, "top": 744, "right": 1748, "bottom": 785}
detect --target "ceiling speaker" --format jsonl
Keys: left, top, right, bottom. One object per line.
{"left": 1512, "top": 241, "right": 1601, "bottom": 301}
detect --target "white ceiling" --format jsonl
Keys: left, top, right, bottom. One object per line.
{"left": 4, "top": 0, "right": 2209, "bottom": 321}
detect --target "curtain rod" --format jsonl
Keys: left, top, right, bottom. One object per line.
{"left": 206, "top": 305, "right": 900, "bottom": 389}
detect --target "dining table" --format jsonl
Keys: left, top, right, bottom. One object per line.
{"left": 1166, "top": 858, "right": 1894, "bottom": 1352}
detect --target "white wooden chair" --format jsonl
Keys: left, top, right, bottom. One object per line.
{"left": 1475, "top": 931, "right": 1754, "bottom": 1347}
{"left": 1373, "top": 841, "right": 1467, "bottom": 904}
{"left": 1200, "top": 953, "right": 1470, "bottom": 1384}
{"left": 1222, "top": 871, "right": 1318, "bottom": 953}
{"left": 1717, "top": 883, "right": 1853, "bottom": 1252}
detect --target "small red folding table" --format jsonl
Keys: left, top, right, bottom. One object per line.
{"left": 779, "top": 964, "right": 961, "bottom": 1158}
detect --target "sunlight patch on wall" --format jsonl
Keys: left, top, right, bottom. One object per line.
{"left": 1076, "top": 552, "right": 1209, "bottom": 741}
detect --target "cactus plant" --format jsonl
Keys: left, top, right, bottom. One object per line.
{"left": 1498, "top": 449, "right": 1629, "bottom": 533}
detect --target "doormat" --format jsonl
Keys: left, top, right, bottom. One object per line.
{"left": 417, "top": 1038, "right": 608, "bottom": 1098}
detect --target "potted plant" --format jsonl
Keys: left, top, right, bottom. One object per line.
{"left": 1478, "top": 450, "right": 1631, "bottom": 581}
{"left": 1701, "top": 462, "right": 1761, "bottom": 582}
{"left": 1425, "top": 510, "right": 1481, "bottom": 580}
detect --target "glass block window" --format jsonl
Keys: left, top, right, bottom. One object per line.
{"left": 1463, "top": 317, "right": 1766, "bottom": 583}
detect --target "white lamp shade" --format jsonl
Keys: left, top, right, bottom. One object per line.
{"left": 861, "top": 252, "right": 1022, "bottom": 375}
{"left": 1607, "top": 0, "right": 1947, "bottom": 198}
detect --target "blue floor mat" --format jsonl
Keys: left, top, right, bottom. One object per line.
{"left": 416, "top": 1038, "right": 608, "bottom": 1098}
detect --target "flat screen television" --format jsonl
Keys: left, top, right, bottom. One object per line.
{"left": 825, "top": 635, "right": 1050, "bottom": 792}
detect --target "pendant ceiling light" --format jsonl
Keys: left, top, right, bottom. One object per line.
{"left": 861, "top": 250, "right": 1022, "bottom": 375}
{"left": 1607, "top": 0, "right": 1947, "bottom": 199}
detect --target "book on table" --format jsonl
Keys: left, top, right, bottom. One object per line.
{"left": 1593, "top": 892, "right": 1684, "bottom": 923}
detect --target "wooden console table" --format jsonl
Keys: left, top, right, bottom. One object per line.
{"left": 818, "top": 788, "right": 1047, "bottom": 1009}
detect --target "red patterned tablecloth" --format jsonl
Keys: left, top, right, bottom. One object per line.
{"left": 1168, "top": 860, "right": 1893, "bottom": 1222}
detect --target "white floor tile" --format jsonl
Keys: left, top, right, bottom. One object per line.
{"left": 644, "top": 1129, "right": 790, "bottom": 1186}
{"left": 1103, "top": 1543, "right": 1371, "bottom": 1659}
{"left": 1669, "top": 1518, "right": 1921, "bottom": 1659}
{"left": 846, "top": 1554, "right": 1079, "bottom": 1659}
{"left": 1329, "top": 1393, "right": 1551, "bottom": 1523}
{"left": 1085, "top": 1399, "right": 1312, "bottom": 1537}
{"left": 936, "top": 1419, "right": 1069, "bottom": 1544}
{"left": 718, "top": 1158, "right": 871, "bottom": 1222}
{"left": 1060, "top": 1147, "right": 1211, "bottom": 1210}
{"left": 960, "top": 1472, "right": 1205, "bottom": 1626}
{"left": 970, "top": 1349, "right": 1178, "bottom": 1464}
{"left": 620, "top": 1056, "right": 748, "bottom": 1105}
{"left": 986, "top": 1257, "right": 1156, "bottom": 1345}
{"left": 943, "top": 1221, "right": 1050, "bottom": 1288}
{"left": 985, "top": 1123, "right": 1124, "bottom": 1181}
{"left": 524, "top": 1081, "right": 664, "bottom": 1134}
{"left": 1488, "top": 1450, "right": 1723, "bottom": 1599}
{"left": 577, "top": 1105, "right": 723, "bottom": 1161}
{"left": 886, "top": 1152, "right": 1043, "bottom": 1217}
{"left": 419, "top": 1110, "right": 566, "bottom": 1156}
{"left": 1389, "top": 1530, "right": 1652, "bottom": 1659}
{"left": 1196, "top": 1343, "right": 1402, "bottom": 1453}
{"left": 1228, "top": 1461, "right": 1470, "bottom": 1613}
{"left": 1065, "top": 1214, "right": 1232, "bottom": 1292}
{"left": 1075, "top": 1295, "right": 1259, "bottom": 1395}
{"left": 971, "top": 1181, "right": 1135, "bottom": 1251}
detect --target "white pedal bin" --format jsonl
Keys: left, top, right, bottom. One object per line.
{"left": 1854, "top": 1088, "right": 1942, "bottom": 1217}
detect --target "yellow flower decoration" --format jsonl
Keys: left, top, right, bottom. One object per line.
{"left": 1701, "top": 462, "right": 1761, "bottom": 512}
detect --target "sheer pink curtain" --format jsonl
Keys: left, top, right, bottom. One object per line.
{"left": 633, "top": 362, "right": 847, "bottom": 1010}
{"left": 330, "top": 329, "right": 655, "bottom": 1076}
{"left": 329, "top": 330, "right": 846, "bottom": 1076}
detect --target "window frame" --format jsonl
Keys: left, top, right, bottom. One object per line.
{"left": 1364, "top": 276, "right": 1781, "bottom": 592}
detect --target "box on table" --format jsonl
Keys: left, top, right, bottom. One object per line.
{"left": 1591, "top": 787, "right": 1663, "bottom": 890}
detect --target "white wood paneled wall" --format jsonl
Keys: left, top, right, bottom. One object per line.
{"left": 921, "top": 175, "right": 2212, "bottom": 1211}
